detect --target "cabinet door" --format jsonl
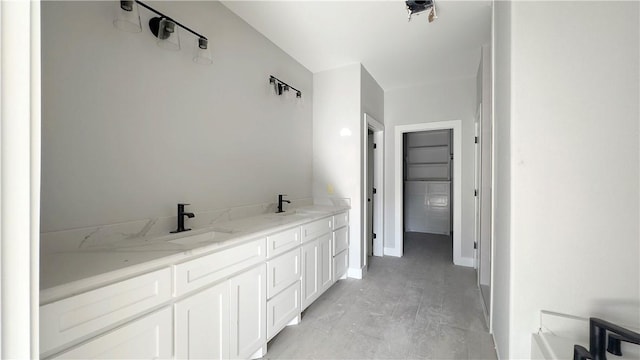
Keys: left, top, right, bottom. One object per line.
{"left": 267, "top": 248, "right": 301, "bottom": 299}
{"left": 301, "top": 239, "right": 319, "bottom": 310}
{"left": 41, "top": 268, "right": 172, "bottom": 357}
{"left": 229, "top": 264, "right": 266, "bottom": 359}
{"left": 175, "top": 281, "right": 229, "bottom": 360}
{"left": 53, "top": 307, "right": 172, "bottom": 359}
{"left": 266, "top": 281, "right": 300, "bottom": 341}
{"left": 318, "top": 233, "right": 333, "bottom": 294}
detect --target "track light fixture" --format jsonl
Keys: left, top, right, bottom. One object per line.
{"left": 406, "top": 0, "right": 437, "bottom": 22}
{"left": 269, "top": 76, "right": 302, "bottom": 99}
{"left": 114, "top": 0, "right": 212, "bottom": 65}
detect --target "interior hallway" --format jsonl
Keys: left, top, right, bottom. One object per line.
{"left": 263, "top": 233, "right": 497, "bottom": 359}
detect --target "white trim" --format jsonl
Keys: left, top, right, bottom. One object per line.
{"left": 457, "top": 256, "right": 475, "bottom": 268}
{"left": 383, "top": 247, "right": 402, "bottom": 257}
{"left": 363, "top": 114, "right": 384, "bottom": 259}
{"left": 394, "top": 120, "right": 465, "bottom": 266}
{"left": 474, "top": 104, "right": 482, "bottom": 271}
{"left": 347, "top": 264, "right": 367, "bottom": 279}
{"left": 30, "top": 2, "right": 42, "bottom": 356}
{"left": 489, "top": 4, "right": 496, "bottom": 335}
{"left": 1, "top": 1, "right": 41, "bottom": 357}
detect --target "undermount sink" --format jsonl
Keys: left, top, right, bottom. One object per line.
{"left": 168, "top": 230, "right": 232, "bottom": 245}
{"left": 267, "top": 211, "right": 309, "bottom": 219}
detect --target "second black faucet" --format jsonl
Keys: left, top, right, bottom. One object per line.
{"left": 277, "top": 194, "right": 290, "bottom": 213}
{"left": 171, "top": 203, "right": 195, "bottom": 233}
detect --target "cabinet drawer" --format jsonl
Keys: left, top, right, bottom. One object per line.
{"left": 333, "top": 250, "right": 348, "bottom": 280}
{"left": 40, "top": 268, "right": 172, "bottom": 356}
{"left": 267, "top": 248, "right": 301, "bottom": 299}
{"left": 266, "top": 281, "right": 300, "bottom": 341}
{"left": 267, "top": 227, "right": 300, "bottom": 258}
{"left": 332, "top": 226, "right": 349, "bottom": 256}
{"left": 332, "top": 212, "right": 349, "bottom": 230}
{"left": 51, "top": 307, "right": 172, "bottom": 359}
{"left": 174, "top": 238, "right": 266, "bottom": 297}
{"left": 301, "top": 217, "right": 332, "bottom": 243}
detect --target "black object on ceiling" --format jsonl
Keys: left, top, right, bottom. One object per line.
{"left": 406, "top": 0, "right": 434, "bottom": 14}
{"left": 406, "top": 0, "right": 437, "bottom": 22}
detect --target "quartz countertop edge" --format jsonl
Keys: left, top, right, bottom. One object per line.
{"left": 40, "top": 205, "right": 349, "bottom": 305}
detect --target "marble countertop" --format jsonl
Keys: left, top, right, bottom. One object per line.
{"left": 40, "top": 204, "right": 349, "bottom": 304}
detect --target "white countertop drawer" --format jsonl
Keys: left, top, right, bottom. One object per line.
{"left": 332, "top": 226, "right": 349, "bottom": 256}
{"left": 50, "top": 307, "right": 173, "bottom": 360}
{"left": 267, "top": 248, "right": 301, "bottom": 299}
{"left": 40, "top": 268, "right": 172, "bottom": 357}
{"left": 266, "top": 281, "right": 300, "bottom": 341}
{"left": 301, "top": 217, "right": 332, "bottom": 243}
{"left": 267, "top": 227, "right": 301, "bottom": 258}
{"left": 332, "top": 212, "right": 349, "bottom": 230}
{"left": 333, "top": 249, "right": 348, "bottom": 280}
{"left": 174, "top": 237, "right": 266, "bottom": 297}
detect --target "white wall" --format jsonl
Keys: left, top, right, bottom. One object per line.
{"left": 312, "top": 64, "right": 383, "bottom": 275}
{"left": 493, "top": 1, "right": 640, "bottom": 358}
{"left": 41, "top": 1, "right": 313, "bottom": 232}
{"left": 491, "top": 1, "right": 512, "bottom": 358}
{"left": 384, "top": 77, "right": 478, "bottom": 262}
{"left": 312, "top": 64, "right": 363, "bottom": 273}
{"left": 360, "top": 65, "right": 385, "bottom": 265}
{"left": 361, "top": 66, "right": 384, "bottom": 123}
{"left": 1, "top": 1, "right": 41, "bottom": 356}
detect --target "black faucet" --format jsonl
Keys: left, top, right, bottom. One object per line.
{"left": 277, "top": 194, "right": 290, "bottom": 213}
{"left": 573, "top": 318, "right": 640, "bottom": 360}
{"left": 171, "top": 203, "right": 195, "bottom": 233}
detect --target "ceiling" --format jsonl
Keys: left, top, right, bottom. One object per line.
{"left": 221, "top": 0, "right": 492, "bottom": 90}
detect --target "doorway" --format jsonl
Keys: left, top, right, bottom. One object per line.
{"left": 403, "top": 129, "right": 453, "bottom": 247}
{"left": 363, "top": 114, "right": 384, "bottom": 266}
{"left": 394, "top": 121, "right": 463, "bottom": 264}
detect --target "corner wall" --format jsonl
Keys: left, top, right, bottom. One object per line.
{"left": 312, "top": 63, "right": 384, "bottom": 276}
{"left": 312, "top": 64, "right": 363, "bottom": 274}
{"left": 41, "top": 1, "right": 313, "bottom": 232}
{"left": 493, "top": 1, "right": 640, "bottom": 358}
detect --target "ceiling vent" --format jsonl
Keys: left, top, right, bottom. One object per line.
{"left": 406, "top": 0, "right": 437, "bottom": 22}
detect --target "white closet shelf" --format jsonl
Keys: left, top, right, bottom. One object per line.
{"left": 406, "top": 144, "right": 449, "bottom": 149}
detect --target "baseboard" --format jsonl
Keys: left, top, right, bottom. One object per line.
{"left": 383, "top": 247, "right": 402, "bottom": 257}
{"left": 347, "top": 265, "right": 367, "bottom": 279}
{"left": 454, "top": 256, "right": 475, "bottom": 268}
{"left": 493, "top": 333, "right": 502, "bottom": 360}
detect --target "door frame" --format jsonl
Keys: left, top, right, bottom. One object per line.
{"left": 362, "top": 114, "right": 384, "bottom": 259}
{"left": 393, "top": 120, "right": 464, "bottom": 266}
{"left": 474, "top": 104, "right": 482, "bottom": 271}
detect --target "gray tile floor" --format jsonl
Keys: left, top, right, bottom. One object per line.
{"left": 263, "top": 232, "right": 497, "bottom": 359}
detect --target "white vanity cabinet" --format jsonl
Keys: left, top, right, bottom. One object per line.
{"left": 174, "top": 281, "right": 229, "bottom": 360}
{"left": 319, "top": 233, "right": 333, "bottom": 293}
{"left": 229, "top": 264, "right": 267, "bottom": 359}
{"left": 40, "top": 268, "right": 172, "bottom": 358}
{"left": 52, "top": 307, "right": 172, "bottom": 359}
{"left": 266, "top": 247, "right": 301, "bottom": 340}
{"left": 41, "top": 209, "right": 350, "bottom": 360}
{"left": 174, "top": 259, "right": 266, "bottom": 360}
{"left": 300, "top": 217, "right": 334, "bottom": 310}
{"left": 332, "top": 212, "right": 349, "bottom": 280}
{"left": 301, "top": 239, "right": 319, "bottom": 310}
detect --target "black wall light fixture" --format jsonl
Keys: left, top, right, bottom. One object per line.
{"left": 406, "top": 0, "right": 437, "bottom": 22}
{"left": 114, "top": 0, "right": 213, "bottom": 64}
{"left": 269, "top": 76, "right": 302, "bottom": 98}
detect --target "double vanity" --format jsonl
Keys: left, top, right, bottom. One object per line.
{"left": 39, "top": 204, "right": 350, "bottom": 359}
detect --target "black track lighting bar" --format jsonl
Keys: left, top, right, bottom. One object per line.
{"left": 269, "top": 75, "right": 302, "bottom": 98}
{"left": 133, "top": 0, "right": 207, "bottom": 41}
